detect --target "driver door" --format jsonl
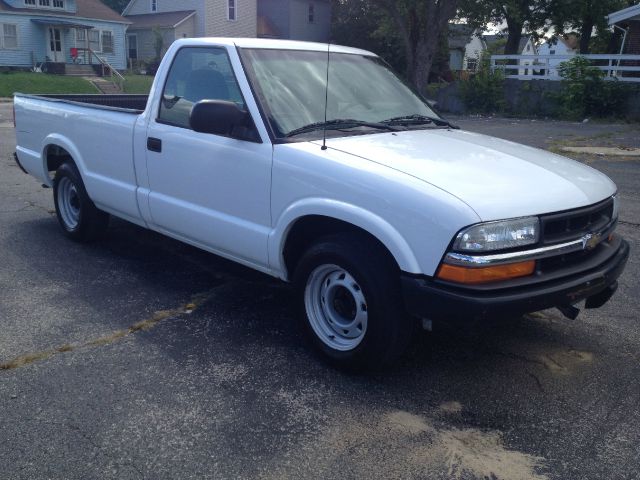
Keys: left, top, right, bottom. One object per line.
{"left": 145, "top": 46, "right": 272, "bottom": 270}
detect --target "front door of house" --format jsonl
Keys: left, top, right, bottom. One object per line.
{"left": 127, "top": 34, "right": 138, "bottom": 60}
{"left": 47, "top": 27, "right": 63, "bottom": 62}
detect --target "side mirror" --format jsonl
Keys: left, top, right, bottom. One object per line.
{"left": 426, "top": 98, "right": 438, "bottom": 109}
{"left": 190, "top": 100, "right": 249, "bottom": 136}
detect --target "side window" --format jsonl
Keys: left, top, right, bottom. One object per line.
{"left": 158, "top": 47, "right": 245, "bottom": 129}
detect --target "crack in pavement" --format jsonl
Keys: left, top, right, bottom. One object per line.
{"left": 619, "top": 220, "right": 640, "bottom": 228}
{"left": 65, "top": 421, "right": 146, "bottom": 480}
{"left": 0, "top": 288, "right": 219, "bottom": 372}
{"left": 526, "top": 371, "right": 545, "bottom": 394}
{"left": 33, "top": 419, "right": 146, "bottom": 479}
{"left": 0, "top": 200, "right": 55, "bottom": 216}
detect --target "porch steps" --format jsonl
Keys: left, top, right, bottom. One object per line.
{"left": 85, "top": 76, "right": 122, "bottom": 94}
{"left": 64, "top": 64, "right": 96, "bottom": 76}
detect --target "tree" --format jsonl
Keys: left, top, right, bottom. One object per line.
{"left": 152, "top": 26, "right": 165, "bottom": 61}
{"left": 377, "top": 0, "right": 459, "bottom": 94}
{"left": 99, "top": 0, "right": 129, "bottom": 13}
{"left": 459, "top": 0, "right": 550, "bottom": 55}
{"left": 331, "top": 0, "right": 406, "bottom": 74}
{"left": 548, "top": 0, "right": 636, "bottom": 54}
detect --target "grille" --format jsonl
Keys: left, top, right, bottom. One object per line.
{"left": 540, "top": 198, "right": 614, "bottom": 246}
{"left": 538, "top": 249, "right": 591, "bottom": 272}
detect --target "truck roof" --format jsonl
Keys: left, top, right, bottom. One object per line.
{"left": 173, "top": 37, "right": 377, "bottom": 57}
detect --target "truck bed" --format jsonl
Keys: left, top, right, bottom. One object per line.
{"left": 16, "top": 94, "right": 149, "bottom": 113}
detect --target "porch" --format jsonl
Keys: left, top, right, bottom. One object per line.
{"left": 30, "top": 18, "right": 124, "bottom": 89}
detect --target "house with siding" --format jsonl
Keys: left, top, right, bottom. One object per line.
{"left": 257, "top": 0, "right": 330, "bottom": 43}
{"left": 122, "top": 0, "right": 330, "bottom": 62}
{"left": 537, "top": 35, "right": 578, "bottom": 77}
{"left": 484, "top": 34, "right": 539, "bottom": 76}
{"left": 0, "top": 0, "right": 129, "bottom": 70}
{"left": 123, "top": 0, "right": 256, "bottom": 62}
{"left": 608, "top": 3, "right": 640, "bottom": 55}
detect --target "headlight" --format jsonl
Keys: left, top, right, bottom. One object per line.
{"left": 453, "top": 217, "right": 539, "bottom": 253}
{"left": 612, "top": 194, "right": 619, "bottom": 221}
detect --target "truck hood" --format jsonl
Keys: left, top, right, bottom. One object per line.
{"left": 319, "top": 129, "right": 616, "bottom": 221}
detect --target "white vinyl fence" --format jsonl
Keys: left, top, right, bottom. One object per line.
{"left": 491, "top": 54, "right": 640, "bottom": 82}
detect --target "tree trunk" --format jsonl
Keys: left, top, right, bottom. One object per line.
{"left": 579, "top": 17, "right": 594, "bottom": 54}
{"left": 504, "top": 20, "right": 524, "bottom": 55}
{"left": 411, "top": 38, "right": 438, "bottom": 89}
{"left": 380, "top": 0, "right": 458, "bottom": 95}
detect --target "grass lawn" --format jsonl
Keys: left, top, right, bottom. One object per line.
{"left": 123, "top": 75, "right": 154, "bottom": 94}
{"left": 0, "top": 72, "right": 97, "bottom": 97}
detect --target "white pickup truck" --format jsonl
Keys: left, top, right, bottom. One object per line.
{"left": 14, "top": 38, "right": 629, "bottom": 369}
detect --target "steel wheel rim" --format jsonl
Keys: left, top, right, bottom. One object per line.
{"left": 304, "top": 264, "right": 369, "bottom": 351}
{"left": 57, "top": 176, "right": 81, "bottom": 230}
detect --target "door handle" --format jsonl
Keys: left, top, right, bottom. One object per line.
{"left": 147, "top": 137, "right": 162, "bottom": 153}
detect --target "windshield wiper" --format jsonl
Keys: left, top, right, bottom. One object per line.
{"left": 382, "top": 114, "right": 459, "bottom": 129}
{"left": 285, "top": 119, "right": 399, "bottom": 138}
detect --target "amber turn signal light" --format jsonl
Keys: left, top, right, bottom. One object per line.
{"left": 437, "top": 260, "right": 536, "bottom": 285}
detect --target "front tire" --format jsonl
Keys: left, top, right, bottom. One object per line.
{"left": 293, "top": 233, "right": 413, "bottom": 370}
{"left": 53, "top": 162, "right": 109, "bottom": 242}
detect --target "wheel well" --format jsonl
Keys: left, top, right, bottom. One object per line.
{"left": 283, "top": 215, "right": 400, "bottom": 278}
{"left": 45, "top": 145, "right": 74, "bottom": 179}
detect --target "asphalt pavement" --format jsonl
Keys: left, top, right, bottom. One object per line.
{"left": 1, "top": 103, "right": 639, "bottom": 480}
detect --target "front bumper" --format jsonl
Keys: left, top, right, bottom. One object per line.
{"left": 402, "top": 238, "right": 630, "bottom": 321}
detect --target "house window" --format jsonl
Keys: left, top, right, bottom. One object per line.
{"left": 151, "top": 0, "right": 157, "bottom": 12}
{"left": 308, "top": 3, "right": 315, "bottom": 23}
{"left": 39, "top": 0, "right": 51, "bottom": 6}
{"left": 1, "top": 24, "right": 18, "bottom": 49}
{"left": 466, "top": 58, "right": 478, "bottom": 72}
{"left": 24, "top": 0, "right": 36, "bottom": 5}
{"left": 228, "top": 0, "right": 236, "bottom": 20}
{"left": 101, "top": 31, "right": 113, "bottom": 54}
{"left": 53, "top": 0, "right": 64, "bottom": 8}
{"left": 76, "top": 28, "right": 86, "bottom": 43}
{"left": 550, "top": 50, "right": 555, "bottom": 55}
{"left": 89, "top": 30, "right": 101, "bottom": 52}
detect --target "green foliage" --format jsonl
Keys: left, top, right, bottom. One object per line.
{"left": 547, "top": 0, "right": 636, "bottom": 53}
{"left": 458, "top": 0, "right": 551, "bottom": 53}
{"left": 556, "top": 56, "right": 632, "bottom": 119}
{"left": 458, "top": 56, "right": 505, "bottom": 113}
{"left": 331, "top": 0, "right": 406, "bottom": 74}
{"left": 152, "top": 27, "right": 165, "bottom": 62}
{"left": 0, "top": 72, "right": 96, "bottom": 97}
{"left": 123, "top": 75, "right": 154, "bottom": 94}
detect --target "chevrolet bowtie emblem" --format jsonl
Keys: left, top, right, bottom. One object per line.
{"left": 582, "top": 233, "right": 601, "bottom": 251}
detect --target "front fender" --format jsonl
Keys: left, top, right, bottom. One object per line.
{"left": 269, "top": 198, "right": 422, "bottom": 280}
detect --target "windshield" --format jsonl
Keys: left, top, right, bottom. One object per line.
{"left": 239, "top": 48, "right": 439, "bottom": 139}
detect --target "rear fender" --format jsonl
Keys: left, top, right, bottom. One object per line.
{"left": 40, "top": 134, "right": 86, "bottom": 187}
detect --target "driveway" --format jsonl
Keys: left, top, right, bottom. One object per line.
{"left": 1, "top": 104, "right": 639, "bottom": 480}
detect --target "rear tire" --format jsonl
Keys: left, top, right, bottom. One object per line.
{"left": 53, "top": 162, "right": 109, "bottom": 242}
{"left": 293, "top": 233, "right": 414, "bottom": 370}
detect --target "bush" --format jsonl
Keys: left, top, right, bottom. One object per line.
{"left": 556, "top": 56, "right": 632, "bottom": 119}
{"left": 458, "top": 55, "right": 505, "bottom": 113}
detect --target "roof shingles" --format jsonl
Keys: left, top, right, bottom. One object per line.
{"left": 0, "top": 0, "right": 129, "bottom": 23}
